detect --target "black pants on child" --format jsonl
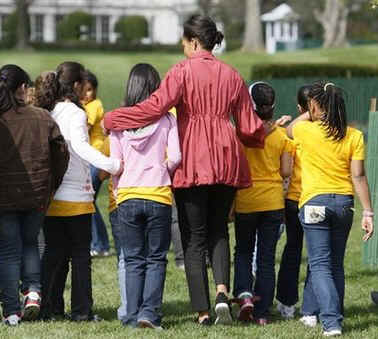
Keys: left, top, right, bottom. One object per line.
{"left": 174, "top": 184, "right": 236, "bottom": 312}
{"left": 41, "top": 214, "right": 93, "bottom": 318}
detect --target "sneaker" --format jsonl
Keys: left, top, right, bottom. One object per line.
{"left": 214, "top": 292, "right": 233, "bottom": 325}
{"left": 254, "top": 317, "right": 269, "bottom": 326}
{"left": 299, "top": 315, "right": 317, "bottom": 328}
{"left": 90, "top": 250, "right": 99, "bottom": 257}
{"left": 137, "top": 319, "right": 163, "bottom": 330}
{"left": 22, "top": 291, "right": 41, "bottom": 321}
{"left": 371, "top": 291, "right": 378, "bottom": 305}
{"left": 101, "top": 250, "right": 110, "bottom": 257}
{"left": 70, "top": 313, "right": 103, "bottom": 322}
{"left": 3, "top": 314, "right": 21, "bottom": 326}
{"left": 277, "top": 302, "right": 295, "bottom": 319}
{"left": 323, "top": 329, "right": 342, "bottom": 336}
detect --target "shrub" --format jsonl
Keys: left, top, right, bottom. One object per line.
{"left": 57, "top": 11, "right": 93, "bottom": 41}
{"left": 250, "top": 63, "right": 378, "bottom": 79}
{"left": 2, "top": 11, "right": 30, "bottom": 48}
{"left": 114, "top": 16, "right": 148, "bottom": 44}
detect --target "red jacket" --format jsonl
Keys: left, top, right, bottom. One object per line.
{"left": 104, "top": 50, "right": 265, "bottom": 188}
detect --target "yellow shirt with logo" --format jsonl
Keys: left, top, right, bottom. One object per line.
{"left": 235, "top": 127, "right": 292, "bottom": 213}
{"left": 293, "top": 121, "right": 365, "bottom": 208}
{"left": 85, "top": 98, "right": 105, "bottom": 151}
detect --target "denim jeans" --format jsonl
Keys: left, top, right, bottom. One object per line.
{"left": 118, "top": 199, "right": 171, "bottom": 327}
{"left": 90, "top": 165, "right": 110, "bottom": 252}
{"left": 300, "top": 194, "right": 354, "bottom": 331}
{"left": 233, "top": 209, "right": 283, "bottom": 318}
{"left": 109, "top": 209, "right": 127, "bottom": 321}
{"left": 0, "top": 210, "right": 44, "bottom": 316}
{"left": 276, "top": 199, "right": 304, "bottom": 306}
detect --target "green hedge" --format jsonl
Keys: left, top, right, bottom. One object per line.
{"left": 114, "top": 16, "right": 148, "bottom": 43}
{"left": 251, "top": 63, "right": 378, "bottom": 79}
{"left": 57, "top": 11, "right": 93, "bottom": 41}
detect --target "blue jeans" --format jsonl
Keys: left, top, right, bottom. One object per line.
{"left": 233, "top": 209, "right": 283, "bottom": 318}
{"left": 0, "top": 210, "right": 44, "bottom": 316}
{"left": 90, "top": 165, "right": 110, "bottom": 252}
{"left": 118, "top": 199, "right": 171, "bottom": 327}
{"left": 300, "top": 194, "right": 353, "bottom": 331}
{"left": 109, "top": 209, "right": 127, "bottom": 321}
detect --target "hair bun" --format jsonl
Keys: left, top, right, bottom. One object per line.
{"left": 214, "top": 31, "right": 224, "bottom": 45}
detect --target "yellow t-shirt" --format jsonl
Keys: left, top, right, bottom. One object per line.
{"left": 101, "top": 137, "right": 117, "bottom": 213}
{"left": 46, "top": 200, "right": 95, "bottom": 217}
{"left": 117, "top": 187, "right": 172, "bottom": 206}
{"left": 235, "top": 127, "right": 292, "bottom": 213}
{"left": 286, "top": 140, "right": 301, "bottom": 202}
{"left": 293, "top": 121, "right": 365, "bottom": 208}
{"left": 85, "top": 98, "right": 105, "bottom": 151}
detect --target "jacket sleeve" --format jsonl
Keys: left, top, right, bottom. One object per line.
{"left": 103, "top": 65, "right": 183, "bottom": 131}
{"left": 166, "top": 113, "right": 182, "bottom": 175}
{"left": 109, "top": 132, "right": 124, "bottom": 193}
{"left": 70, "top": 108, "right": 121, "bottom": 175}
{"left": 49, "top": 121, "right": 70, "bottom": 191}
{"left": 233, "top": 81, "right": 265, "bottom": 148}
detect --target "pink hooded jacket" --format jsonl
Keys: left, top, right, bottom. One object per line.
{"left": 110, "top": 113, "right": 181, "bottom": 191}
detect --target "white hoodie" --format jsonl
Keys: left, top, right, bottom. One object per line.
{"left": 51, "top": 102, "right": 120, "bottom": 202}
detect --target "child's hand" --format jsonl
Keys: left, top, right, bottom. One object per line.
{"left": 101, "top": 119, "right": 110, "bottom": 136}
{"left": 98, "top": 169, "right": 110, "bottom": 181}
{"left": 275, "top": 115, "right": 292, "bottom": 126}
{"left": 362, "top": 216, "right": 374, "bottom": 241}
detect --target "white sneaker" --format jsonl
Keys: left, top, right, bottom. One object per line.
{"left": 277, "top": 302, "right": 295, "bottom": 319}
{"left": 3, "top": 314, "right": 21, "bottom": 326}
{"left": 299, "top": 315, "right": 317, "bottom": 327}
{"left": 323, "top": 329, "right": 342, "bottom": 336}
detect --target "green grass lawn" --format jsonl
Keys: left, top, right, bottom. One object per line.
{"left": 1, "top": 44, "right": 378, "bottom": 111}
{"left": 1, "top": 46, "right": 378, "bottom": 337}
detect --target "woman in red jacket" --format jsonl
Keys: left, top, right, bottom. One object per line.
{"left": 104, "top": 15, "right": 265, "bottom": 325}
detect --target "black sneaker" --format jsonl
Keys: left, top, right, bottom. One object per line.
{"left": 214, "top": 292, "right": 232, "bottom": 325}
{"left": 371, "top": 291, "right": 378, "bottom": 305}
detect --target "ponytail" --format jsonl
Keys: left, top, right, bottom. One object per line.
{"left": 34, "top": 71, "right": 59, "bottom": 111}
{"left": 249, "top": 82, "right": 275, "bottom": 121}
{"left": 0, "top": 64, "right": 30, "bottom": 115}
{"left": 308, "top": 81, "right": 347, "bottom": 141}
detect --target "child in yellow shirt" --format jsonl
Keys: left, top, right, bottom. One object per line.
{"left": 82, "top": 70, "right": 110, "bottom": 256}
{"left": 276, "top": 85, "right": 311, "bottom": 319}
{"left": 233, "top": 82, "right": 292, "bottom": 325}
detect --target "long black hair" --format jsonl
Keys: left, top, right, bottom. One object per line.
{"left": 250, "top": 82, "right": 275, "bottom": 121}
{"left": 183, "top": 14, "right": 224, "bottom": 51}
{"left": 56, "top": 61, "right": 85, "bottom": 108}
{"left": 0, "top": 64, "right": 30, "bottom": 114}
{"left": 124, "top": 63, "right": 161, "bottom": 107}
{"left": 308, "top": 81, "right": 347, "bottom": 141}
{"left": 297, "top": 85, "right": 311, "bottom": 112}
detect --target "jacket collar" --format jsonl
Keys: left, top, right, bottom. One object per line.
{"left": 189, "top": 50, "right": 215, "bottom": 60}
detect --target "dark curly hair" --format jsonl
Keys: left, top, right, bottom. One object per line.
{"left": 34, "top": 71, "right": 59, "bottom": 111}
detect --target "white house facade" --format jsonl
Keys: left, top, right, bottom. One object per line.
{"left": 0, "top": 0, "right": 198, "bottom": 44}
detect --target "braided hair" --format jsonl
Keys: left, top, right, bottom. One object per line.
{"left": 308, "top": 81, "right": 347, "bottom": 141}
{"left": 0, "top": 64, "right": 30, "bottom": 115}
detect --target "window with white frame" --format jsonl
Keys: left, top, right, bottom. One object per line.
{"left": 32, "top": 14, "right": 44, "bottom": 42}
{"left": 101, "top": 16, "right": 109, "bottom": 43}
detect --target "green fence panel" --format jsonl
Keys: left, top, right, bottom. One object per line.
{"left": 363, "top": 110, "right": 378, "bottom": 267}
{"left": 248, "top": 77, "right": 378, "bottom": 127}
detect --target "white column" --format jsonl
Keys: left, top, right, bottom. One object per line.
{"left": 43, "top": 13, "right": 55, "bottom": 42}
{"left": 293, "top": 22, "right": 298, "bottom": 41}
{"left": 30, "top": 14, "right": 36, "bottom": 41}
{"left": 274, "top": 21, "right": 280, "bottom": 41}
{"left": 96, "top": 16, "right": 101, "bottom": 43}
{"left": 109, "top": 15, "right": 119, "bottom": 44}
{"left": 283, "top": 22, "right": 290, "bottom": 41}
{"left": 0, "top": 16, "right": 2, "bottom": 41}
{"left": 266, "top": 22, "right": 272, "bottom": 39}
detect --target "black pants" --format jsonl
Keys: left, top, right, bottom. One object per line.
{"left": 41, "top": 214, "right": 93, "bottom": 318}
{"left": 175, "top": 185, "right": 236, "bottom": 312}
{"left": 276, "top": 199, "right": 304, "bottom": 306}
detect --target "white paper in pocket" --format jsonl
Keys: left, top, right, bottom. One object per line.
{"left": 304, "top": 205, "right": 326, "bottom": 224}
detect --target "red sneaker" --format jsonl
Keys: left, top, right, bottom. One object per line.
{"left": 22, "top": 291, "right": 41, "bottom": 321}
{"left": 254, "top": 317, "right": 269, "bottom": 326}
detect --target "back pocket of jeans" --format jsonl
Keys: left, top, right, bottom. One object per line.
{"left": 304, "top": 205, "right": 326, "bottom": 224}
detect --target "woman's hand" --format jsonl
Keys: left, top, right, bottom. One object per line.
{"left": 362, "top": 215, "right": 374, "bottom": 241}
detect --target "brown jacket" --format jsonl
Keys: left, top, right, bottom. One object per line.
{"left": 0, "top": 105, "right": 69, "bottom": 212}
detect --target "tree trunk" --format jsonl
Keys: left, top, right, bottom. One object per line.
{"left": 314, "top": 0, "right": 349, "bottom": 48}
{"left": 15, "top": 0, "right": 31, "bottom": 50}
{"left": 242, "top": 0, "right": 264, "bottom": 52}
